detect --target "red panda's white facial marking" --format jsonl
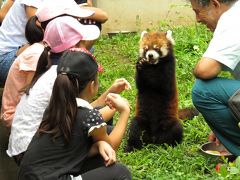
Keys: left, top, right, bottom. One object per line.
{"left": 139, "top": 43, "right": 169, "bottom": 64}
{"left": 139, "top": 30, "right": 174, "bottom": 65}
{"left": 146, "top": 50, "right": 160, "bottom": 64}
{"left": 166, "top": 30, "right": 175, "bottom": 45}
{"left": 160, "top": 43, "right": 169, "bottom": 58}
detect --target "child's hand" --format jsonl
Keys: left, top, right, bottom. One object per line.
{"left": 108, "top": 78, "right": 131, "bottom": 94}
{"left": 98, "top": 141, "right": 116, "bottom": 166}
{"left": 105, "top": 93, "right": 130, "bottom": 113}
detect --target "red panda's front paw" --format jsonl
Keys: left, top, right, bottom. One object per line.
{"left": 137, "top": 58, "right": 147, "bottom": 67}
{"left": 137, "top": 60, "right": 144, "bottom": 69}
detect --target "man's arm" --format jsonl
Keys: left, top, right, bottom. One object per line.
{"left": 193, "top": 57, "right": 222, "bottom": 80}
{"left": 80, "top": 6, "right": 108, "bottom": 23}
{"left": 25, "top": 5, "right": 38, "bottom": 19}
{"left": 87, "top": 0, "right": 93, "bottom": 7}
{"left": 0, "top": 0, "right": 14, "bottom": 22}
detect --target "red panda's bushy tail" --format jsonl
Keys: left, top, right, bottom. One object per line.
{"left": 178, "top": 107, "right": 199, "bottom": 121}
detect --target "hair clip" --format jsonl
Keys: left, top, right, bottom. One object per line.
{"left": 98, "top": 64, "right": 104, "bottom": 73}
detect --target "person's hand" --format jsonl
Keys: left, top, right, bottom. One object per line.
{"left": 108, "top": 78, "right": 131, "bottom": 94}
{"left": 105, "top": 93, "right": 130, "bottom": 113}
{"left": 208, "top": 131, "right": 221, "bottom": 146}
{"left": 98, "top": 141, "right": 116, "bottom": 166}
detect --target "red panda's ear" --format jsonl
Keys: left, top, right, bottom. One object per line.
{"left": 140, "top": 31, "right": 148, "bottom": 40}
{"left": 166, "top": 30, "right": 175, "bottom": 45}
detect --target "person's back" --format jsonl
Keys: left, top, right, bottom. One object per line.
{"left": 0, "top": 0, "right": 29, "bottom": 53}
{"left": 1, "top": 43, "right": 44, "bottom": 128}
{"left": 0, "top": 0, "right": 44, "bottom": 54}
{"left": 1, "top": 15, "right": 44, "bottom": 128}
{"left": 0, "top": 0, "right": 44, "bottom": 86}
{"left": 7, "top": 65, "right": 58, "bottom": 157}
{"left": 18, "top": 106, "right": 97, "bottom": 179}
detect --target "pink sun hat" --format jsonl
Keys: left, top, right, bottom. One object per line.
{"left": 43, "top": 16, "right": 100, "bottom": 53}
{"left": 36, "top": 0, "right": 94, "bottom": 22}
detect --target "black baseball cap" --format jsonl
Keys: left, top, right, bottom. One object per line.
{"left": 57, "top": 48, "right": 103, "bottom": 80}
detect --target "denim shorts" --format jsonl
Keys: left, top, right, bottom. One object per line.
{"left": 0, "top": 49, "right": 17, "bottom": 87}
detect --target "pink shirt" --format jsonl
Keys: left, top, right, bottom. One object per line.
{"left": 1, "top": 43, "right": 44, "bottom": 128}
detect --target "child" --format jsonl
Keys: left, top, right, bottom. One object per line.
{"left": 7, "top": 16, "right": 131, "bottom": 165}
{"left": 18, "top": 48, "right": 132, "bottom": 180}
{"left": 1, "top": 16, "right": 44, "bottom": 128}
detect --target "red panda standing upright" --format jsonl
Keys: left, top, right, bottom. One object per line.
{"left": 125, "top": 30, "right": 183, "bottom": 152}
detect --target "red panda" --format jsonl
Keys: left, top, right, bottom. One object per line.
{"left": 125, "top": 31, "right": 198, "bottom": 152}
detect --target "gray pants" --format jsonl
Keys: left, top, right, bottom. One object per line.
{"left": 72, "top": 161, "right": 131, "bottom": 180}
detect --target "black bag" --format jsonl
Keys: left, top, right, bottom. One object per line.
{"left": 228, "top": 89, "right": 240, "bottom": 125}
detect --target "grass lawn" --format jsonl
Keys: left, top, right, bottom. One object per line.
{"left": 94, "top": 24, "right": 240, "bottom": 179}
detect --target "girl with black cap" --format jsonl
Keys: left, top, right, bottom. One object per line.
{"left": 18, "top": 48, "right": 132, "bottom": 180}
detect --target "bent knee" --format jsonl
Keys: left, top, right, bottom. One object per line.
{"left": 192, "top": 79, "right": 208, "bottom": 104}
{"left": 113, "top": 163, "right": 132, "bottom": 179}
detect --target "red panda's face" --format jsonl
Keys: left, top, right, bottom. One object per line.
{"left": 139, "top": 31, "right": 175, "bottom": 64}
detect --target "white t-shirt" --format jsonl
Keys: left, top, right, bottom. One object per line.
{"left": 7, "top": 65, "right": 57, "bottom": 157}
{"left": 0, "top": 0, "right": 44, "bottom": 55}
{"left": 203, "top": 0, "right": 240, "bottom": 79}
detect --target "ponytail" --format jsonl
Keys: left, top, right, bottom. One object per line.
{"left": 38, "top": 74, "right": 78, "bottom": 143}
{"left": 25, "top": 45, "right": 52, "bottom": 94}
{"left": 37, "top": 50, "right": 99, "bottom": 143}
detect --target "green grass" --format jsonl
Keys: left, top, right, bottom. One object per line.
{"left": 94, "top": 24, "right": 238, "bottom": 179}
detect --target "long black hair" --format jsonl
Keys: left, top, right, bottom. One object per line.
{"left": 25, "top": 16, "right": 44, "bottom": 44}
{"left": 38, "top": 49, "right": 99, "bottom": 143}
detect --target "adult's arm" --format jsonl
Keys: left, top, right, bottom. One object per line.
{"left": 193, "top": 57, "right": 222, "bottom": 80}
{"left": 25, "top": 5, "right": 37, "bottom": 19}
{"left": 80, "top": 6, "right": 108, "bottom": 23}
{"left": 87, "top": 0, "right": 93, "bottom": 7}
{"left": 0, "top": 0, "right": 14, "bottom": 22}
